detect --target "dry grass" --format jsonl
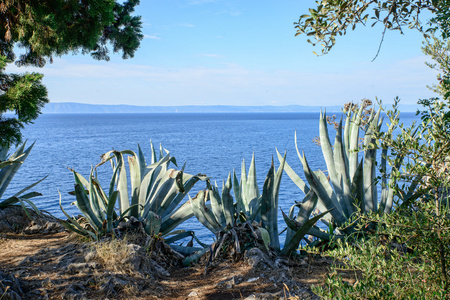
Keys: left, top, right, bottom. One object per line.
{"left": 92, "top": 238, "right": 133, "bottom": 273}
{"left": 122, "top": 283, "right": 140, "bottom": 296}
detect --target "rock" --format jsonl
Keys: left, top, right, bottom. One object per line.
{"left": 217, "top": 275, "right": 243, "bottom": 289}
{"left": 62, "top": 283, "right": 87, "bottom": 300}
{"left": 274, "top": 258, "right": 289, "bottom": 268}
{"left": 0, "top": 206, "right": 64, "bottom": 234}
{"left": 244, "top": 248, "right": 274, "bottom": 270}
{"left": 65, "top": 262, "right": 99, "bottom": 275}
{"left": 244, "top": 291, "right": 284, "bottom": 300}
{"left": 116, "top": 216, "right": 143, "bottom": 232}
{"left": 99, "top": 276, "right": 129, "bottom": 294}
{"left": 188, "top": 290, "right": 198, "bottom": 297}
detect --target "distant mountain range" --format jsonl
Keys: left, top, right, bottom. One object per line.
{"left": 41, "top": 102, "right": 420, "bottom": 114}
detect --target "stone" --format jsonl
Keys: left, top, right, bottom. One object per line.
{"left": 244, "top": 292, "right": 284, "bottom": 300}
{"left": 65, "top": 262, "right": 99, "bottom": 275}
{"left": 188, "top": 290, "right": 198, "bottom": 297}
{"left": 0, "top": 206, "right": 64, "bottom": 234}
{"left": 61, "top": 283, "right": 86, "bottom": 300}
{"left": 244, "top": 248, "right": 274, "bottom": 270}
{"left": 217, "top": 275, "right": 243, "bottom": 289}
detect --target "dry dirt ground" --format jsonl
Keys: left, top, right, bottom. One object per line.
{"left": 0, "top": 209, "right": 357, "bottom": 300}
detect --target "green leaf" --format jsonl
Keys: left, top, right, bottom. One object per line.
{"left": 281, "top": 209, "right": 332, "bottom": 256}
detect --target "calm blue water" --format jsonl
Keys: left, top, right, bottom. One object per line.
{"left": 6, "top": 112, "right": 418, "bottom": 243}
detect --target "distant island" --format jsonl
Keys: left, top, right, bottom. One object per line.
{"left": 41, "top": 102, "right": 420, "bottom": 114}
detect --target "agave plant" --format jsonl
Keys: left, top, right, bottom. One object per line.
{"left": 0, "top": 141, "right": 46, "bottom": 218}
{"left": 60, "top": 141, "right": 208, "bottom": 247}
{"left": 190, "top": 153, "right": 330, "bottom": 256}
{"left": 279, "top": 102, "right": 412, "bottom": 238}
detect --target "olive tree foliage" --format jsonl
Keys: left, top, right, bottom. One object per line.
{"left": 0, "top": 0, "right": 143, "bottom": 147}
{"left": 295, "top": 0, "right": 447, "bottom": 56}
{"left": 313, "top": 37, "right": 450, "bottom": 298}
{"left": 422, "top": 34, "right": 450, "bottom": 101}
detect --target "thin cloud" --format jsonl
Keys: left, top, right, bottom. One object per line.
{"left": 143, "top": 34, "right": 161, "bottom": 39}
{"left": 8, "top": 56, "right": 437, "bottom": 106}
{"left": 179, "top": 23, "right": 195, "bottom": 28}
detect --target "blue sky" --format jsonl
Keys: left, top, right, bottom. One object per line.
{"left": 8, "top": 0, "right": 439, "bottom": 106}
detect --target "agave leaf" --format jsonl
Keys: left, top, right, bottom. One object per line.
{"left": 319, "top": 111, "right": 338, "bottom": 192}
{"left": 209, "top": 184, "right": 226, "bottom": 228}
{"left": 348, "top": 104, "right": 364, "bottom": 181}
{"left": 221, "top": 173, "right": 234, "bottom": 227}
{"left": 379, "top": 147, "right": 388, "bottom": 209}
{"left": 105, "top": 190, "right": 119, "bottom": 232}
{"left": 107, "top": 164, "right": 120, "bottom": 203}
{"left": 0, "top": 141, "right": 35, "bottom": 198}
{"left": 343, "top": 110, "right": 351, "bottom": 158}
{"left": 0, "top": 146, "right": 8, "bottom": 161}
{"left": 256, "top": 227, "right": 271, "bottom": 251}
{"left": 182, "top": 247, "right": 210, "bottom": 266}
{"left": 159, "top": 143, "right": 164, "bottom": 161}
{"left": 233, "top": 169, "right": 243, "bottom": 215}
{"left": 162, "top": 173, "right": 208, "bottom": 218}
{"left": 261, "top": 159, "right": 280, "bottom": 250}
{"left": 144, "top": 158, "right": 172, "bottom": 205}
{"left": 262, "top": 153, "right": 285, "bottom": 250}
{"left": 73, "top": 173, "right": 102, "bottom": 230}
{"left": 363, "top": 111, "right": 381, "bottom": 213}
{"left": 383, "top": 153, "right": 404, "bottom": 214}
{"left": 189, "top": 193, "right": 219, "bottom": 234}
{"left": 363, "top": 147, "right": 376, "bottom": 213}
{"left": 150, "top": 140, "right": 157, "bottom": 164}
{"left": 164, "top": 230, "right": 194, "bottom": 244}
{"left": 21, "top": 198, "right": 41, "bottom": 216}
{"left": 351, "top": 159, "right": 365, "bottom": 211}
{"left": 158, "top": 170, "right": 187, "bottom": 216}
{"left": 3, "top": 197, "right": 32, "bottom": 219}
{"left": 0, "top": 191, "right": 42, "bottom": 208}
{"left": 139, "top": 163, "right": 162, "bottom": 208}
{"left": 333, "top": 119, "right": 353, "bottom": 218}
{"left": 88, "top": 169, "right": 105, "bottom": 223}
{"left": 127, "top": 154, "right": 141, "bottom": 217}
{"left": 307, "top": 225, "right": 335, "bottom": 240}
{"left": 144, "top": 211, "right": 162, "bottom": 236}
{"left": 240, "top": 158, "right": 247, "bottom": 197}
{"left": 71, "top": 170, "right": 89, "bottom": 189}
{"left": 0, "top": 159, "right": 22, "bottom": 169}
{"left": 59, "top": 191, "right": 98, "bottom": 240}
{"left": 160, "top": 200, "right": 194, "bottom": 235}
{"left": 299, "top": 152, "right": 347, "bottom": 226}
{"left": 281, "top": 209, "right": 332, "bottom": 256}
{"left": 244, "top": 154, "right": 260, "bottom": 210}
{"left": 286, "top": 190, "right": 319, "bottom": 244}
{"left": 276, "top": 148, "right": 309, "bottom": 194}
{"left": 110, "top": 151, "right": 130, "bottom": 215}
{"left": 163, "top": 230, "right": 209, "bottom": 248}
{"left": 137, "top": 143, "right": 147, "bottom": 179}
{"left": 73, "top": 185, "right": 101, "bottom": 231}
{"left": 197, "top": 190, "right": 221, "bottom": 232}
{"left": 145, "top": 169, "right": 179, "bottom": 217}
{"left": 115, "top": 204, "right": 142, "bottom": 225}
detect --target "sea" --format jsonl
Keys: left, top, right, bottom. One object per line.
{"left": 5, "top": 112, "right": 419, "bottom": 244}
